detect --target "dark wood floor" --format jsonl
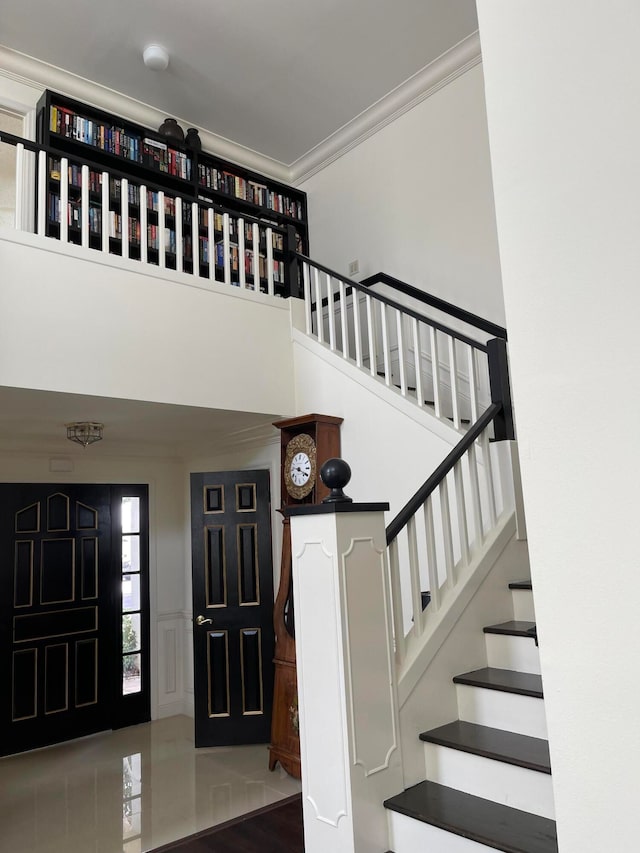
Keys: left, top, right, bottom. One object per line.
{"left": 149, "top": 794, "right": 304, "bottom": 853}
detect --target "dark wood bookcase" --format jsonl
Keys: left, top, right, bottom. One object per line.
{"left": 35, "top": 90, "right": 308, "bottom": 296}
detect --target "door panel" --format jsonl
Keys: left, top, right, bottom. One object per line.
{"left": 191, "top": 470, "right": 274, "bottom": 746}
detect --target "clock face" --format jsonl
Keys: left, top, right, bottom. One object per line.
{"left": 283, "top": 434, "right": 317, "bottom": 500}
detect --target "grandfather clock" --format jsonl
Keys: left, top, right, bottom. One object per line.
{"left": 268, "top": 414, "right": 343, "bottom": 778}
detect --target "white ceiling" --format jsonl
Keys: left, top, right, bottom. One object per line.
{"left": 0, "top": 0, "right": 478, "bottom": 165}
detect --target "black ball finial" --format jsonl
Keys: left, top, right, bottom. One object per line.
{"left": 320, "top": 458, "right": 353, "bottom": 503}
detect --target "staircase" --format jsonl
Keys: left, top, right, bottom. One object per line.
{"left": 384, "top": 579, "right": 558, "bottom": 852}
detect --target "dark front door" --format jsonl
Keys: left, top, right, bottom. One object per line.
{"left": 0, "top": 483, "right": 150, "bottom": 757}
{"left": 191, "top": 470, "right": 274, "bottom": 746}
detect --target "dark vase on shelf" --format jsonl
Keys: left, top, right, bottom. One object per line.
{"left": 185, "top": 128, "right": 202, "bottom": 151}
{"left": 158, "top": 118, "right": 185, "bottom": 143}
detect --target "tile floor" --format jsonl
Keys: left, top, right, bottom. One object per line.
{"left": 0, "top": 715, "right": 301, "bottom": 853}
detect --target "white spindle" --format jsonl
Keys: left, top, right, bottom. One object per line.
{"left": 101, "top": 171, "right": 109, "bottom": 253}
{"left": 468, "top": 444, "right": 484, "bottom": 546}
{"left": 80, "top": 165, "right": 89, "bottom": 248}
{"left": 339, "top": 280, "right": 349, "bottom": 359}
{"left": 313, "top": 267, "right": 324, "bottom": 344}
{"left": 14, "top": 142, "right": 24, "bottom": 230}
{"left": 37, "top": 150, "right": 47, "bottom": 236}
{"left": 412, "top": 318, "right": 424, "bottom": 408}
{"left": 407, "top": 517, "right": 424, "bottom": 637}
{"left": 453, "top": 459, "right": 470, "bottom": 566}
{"left": 121, "top": 177, "right": 129, "bottom": 259}
{"left": 326, "top": 273, "right": 337, "bottom": 351}
{"left": 366, "top": 293, "right": 376, "bottom": 377}
{"left": 448, "top": 336, "right": 461, "bottom": 429}
{"left": 424, "top": 497, "right": 440, "bottom": 611}
{"left": 222, "top": 212, "right": 231, "bottom": 285}
{"left": 207, "top": 207, "right": 214, "bottom": 281}
{"left": 480, "top": 429, "right": 498, "bottom": 527}
{"left": 467, "top": 346, "right": 480, "bottom": 423}
{"left": 430, "top": 326, "right": 442, "bottom": 418}
{"left": 158, "top": 190, "right": 166, "bottom": 268}
{"left": 60, "top": 156, "right": 68, "bottom": 243}
{"left": 439, "top": 478, "right": 456, "bottom": 588}
{"left": 266, "top": 226, "right": 274, "bottom": 295}
{"left": 175, "top": 196, "right": 183, "bottom": 272}
{"left": 388, "top": 539, "right": 406, "bottom": 664}
{"left": 303, "top": 262, "right": 312, "bottom": 334}
{"left": 353, "top": 290, "right": 363, "bottom": 368}
{"left": 140, "top": 184, "right": 147, "bottom": 263}
{"left": 381, "top": 305, "right": 391, "bottom": 386}
{"left": 238, "top": 217, "right": 246, "bottom": 288}
{"left": 252, "top": 223, "right": 260, "bottom": 290}
{"left": 396, "top": 309, "right": 407, "bottom": 396}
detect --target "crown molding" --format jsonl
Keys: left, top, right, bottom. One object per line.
{"left": 288, "top": 31, "right": 481, "bottom": 185}
{"left": 0, "top": 44, "right": 291, "bottom": 182}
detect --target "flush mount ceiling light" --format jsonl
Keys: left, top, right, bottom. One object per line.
{"left": 143, "top": 44, "right": 170, "bottom": 71}
{"left": 66, "top": 422, "right": 104, "bottom": 448}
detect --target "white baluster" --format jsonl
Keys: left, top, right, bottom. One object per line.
{"left": 192, "top": 202, "right": 199, "bottom": 277}
{"left": 407, "top": 517, "right": 424, "bottom": 637}
{"left": 158, "top": 190, "right": 166, "bottom": 268}
{"left": 222, "top": 212, "right": 231, "bottom": 285}
{"left": 80, "top": 165, "right": 89, "bottom": 248}
{"left": 252, "top": 223, "right": 260, "bottom": 290}
{"left": 388, "top": 539, "right": 406, "bottom": 665}
{"left": 448, "top": 336, "right": 461, "bottom": 430}
{"left": 207, "top": 207, "right": 214, "bottom": 281}
{"left": 353, "top": 289, "right": 363, "bottom": 368}
{"left": 480, "top": 428, "right": 498, "bottom": 528}
{"left": 381, "top": 305, "right": 391, "bottom": 386}
{"left": 60, "top": 156, "right": 68, "bottom": 243}
{"left": 101, "top": 171, "right": 109, "bottom": 254}
{"left": 175, "top": 196, "right": 183, "bottom": 272}
{"left": 424, "top": 497, "right": 440, "bottom": 612}
{"left": 14, "top": 142, "right": 24, "bottom": 230}
{"left": 121, "top": 177, "right": 129, "bottom": 259}
{"left": 412, "top": 318, "right": 424, "bottom": 408}
{"left": 467, "top": 345, "right": 480, "bottom": 422}
{"left": 468, "top": 444, "right": 484, "bottom": 547}
{"left": 266, "top": 226, "right": 274, "bottom": 295}
{"left": 439, "top": 478, "right": 456, "bottom": 588}
{"left": 313, "top": 267, "right": 324, "bottom": 343}
{"left": 430, "top": 326, "right": 442, "bottom": 419}
{"left": 37, "top": 150, "right": 47, "bottom": 236}
{"left": 140, "top": 184, "right": 147, "bottom": 263}
{"left": 396, "top": 309, "right": 407, "bottom": 396}
{"left": 238, "top": 217, "right": 246, "bottom": 289}
{"left": 454, "top": 459, "right": 470, "bottom": 567}
{"left": 303, "top": 262, "right": 312, "bottom": 334}
{"left": 339, "top": 280, "right": 349, "bottom": 359}
{"left": 326, "top": 273, "right": 337, "bottom": 351}
{"left": 366, "top": 293, "right": 377, "bottom": 377}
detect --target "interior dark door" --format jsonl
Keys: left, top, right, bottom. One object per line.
{"left": 0, "top": 484, "right": 113, "bottom": 756}
{"left": 191, "top": 470, "right": 274, "bottom": 746}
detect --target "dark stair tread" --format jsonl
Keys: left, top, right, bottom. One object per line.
{"left": 419, "top": 720, "right": 551, "bottom": 773}
{"left": 509, "top": 580, "right": 533, "bottom": 590}
{"left": 484, "top": 620, "right": 537, "bottom": 638}
{"left": 453, "top": 667, "right": 543, "bottom": 698}
{"left": 384, "top": 781, "right": 557, "bottom": 853}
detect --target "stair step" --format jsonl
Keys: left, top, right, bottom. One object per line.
{"left": 385, "top": 781, "right": 558, "bottom": 853}
{"left": 509, "top": 580, "right": 533, "bottom": 590}
{"left": 453, "top": 668, "right": 543, "bottom": 698}
{"left": 420, "top": 721, "right": 550, "bottom": 774}
{"left": 484, "top": 620, "right": 537, "bottom": 638}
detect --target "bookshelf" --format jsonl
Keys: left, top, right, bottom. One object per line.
{"left": 36, "top": 90, "right": 308, "bottom": 294}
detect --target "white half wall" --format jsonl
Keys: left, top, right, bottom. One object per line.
{"left": 298, "top": 65, "right": 505, "bottom": 326}
{"left": 476, "top": 3, "right": 640, "bottom": 850}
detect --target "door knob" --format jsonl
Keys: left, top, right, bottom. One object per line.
{"left": 195, "top": 614, "right": 213, "bottom": 626}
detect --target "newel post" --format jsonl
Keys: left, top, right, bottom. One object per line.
{"left": 286, "top": 459, "right": 403, "bottom": 853}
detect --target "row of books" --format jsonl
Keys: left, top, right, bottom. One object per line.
{"left": 197, "top": 165, "right": 304, "bottom": 220}
{"left": 49, "top": 106, "right": 192, "bottom": 180}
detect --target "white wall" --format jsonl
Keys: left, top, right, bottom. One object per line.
{"left": 0, "top": 232, "right": 295, "bottom": 416}
{"left": 476, "top": 3, "right": 640, "bottom": 850}
{"left": 298, "top": 65, "right": 505, "bottom": 325}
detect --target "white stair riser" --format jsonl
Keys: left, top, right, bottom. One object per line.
{"left": 512, "top": 588, "right": 535, "bottom": 621}
{"left": 485, "top": 633, "right": 540, "bottom": 675}
{"left": 456, "top": 684, "right": 548, "bottom": 739}
{"left": 423, "top": 742, "right": 555, "bottom": 819}
{"left": 389, "top": 810, "right": 497, "bottom": 852}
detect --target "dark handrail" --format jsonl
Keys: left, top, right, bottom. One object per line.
{"left": 385, "top": 403, "right": 502, "bottom": 545}
{"left": 296, "top": 252, "right": 488, "bottom": 353}
{"left": 361, "top": 272, "right": 508, "bottom": 341}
